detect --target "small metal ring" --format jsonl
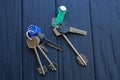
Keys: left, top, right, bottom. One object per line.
{"left": 26, "top": 30, "right": 35, "bottom": 40}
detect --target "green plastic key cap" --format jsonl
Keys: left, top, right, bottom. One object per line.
{"left": 54, "top": 6, "right": 67, "bottom": 27}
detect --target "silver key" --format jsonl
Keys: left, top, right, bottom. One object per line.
{"left": 37, "top": 45, "right": 57, "bottom": 71}
{"left": 57, "top": 22, "right": 87, "bottom": 35}
{"left": 52, "top": 17, "right": 88, "bottom": 66}
{"left": 26, "top": 36, "right": 46, "bottom": 75}
{"left": 52, "top": 27, "right": 88, "bottom": 66}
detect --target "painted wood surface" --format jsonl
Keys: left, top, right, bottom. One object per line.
{"left": 0, "top": 0, "right": 120, "bottom": 80}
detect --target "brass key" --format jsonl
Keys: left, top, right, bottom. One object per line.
{"left": 26, "top": 30, "right": 57, "bottom": 74}
{"left": 26, "top": 36, "right": 47, "bottom": 75}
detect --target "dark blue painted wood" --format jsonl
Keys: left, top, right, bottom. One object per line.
{"left": 1, "top": 0, "right": 120, "bottom": 80}
{"left": 90, "top": 0, "right": 120, "bottom": 80}
{"left": 0, "top": 0, "right": 22, "bottom": 80}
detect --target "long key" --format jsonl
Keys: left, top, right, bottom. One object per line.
{"left": 53, "top": 27, "right": 88, "bottom": 66}
{"left": 34, "top": 47, "right": 46, "bottom": 75}
{"left": 62, "top": 34, "right": 88, "bottom": 66}
{"left": 26, "top": 36, "right": 46, "bottom": 75}
{"left": 37, "top": 45, "right": 57, "bottom": 71}
{"left": 53, "top": 26, "right": 88, "bottom": 66}
{"left": 58, "top": 22, "right": 87, "bottom": 35}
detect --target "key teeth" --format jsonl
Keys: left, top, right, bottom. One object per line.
{"left": 37, "top": 66, "right": 47, "bottom": 75}
{"left": 76, "top": 54, "right": 88, "bottom": 67}
{"left": 48, "top": 63, "right": 57, "bottom": 71}
{"left": 80, "top": 54, "right": 88, "bottom": 64}
{"left": 76, "top": 56, "right": 84, "bottom": 66}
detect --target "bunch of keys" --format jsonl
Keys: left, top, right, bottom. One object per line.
{"left": 52, "top": 6, "right": 88, "bottom": 66}
{"left": 26, "top": 25, "right": 62, "bottom": 75}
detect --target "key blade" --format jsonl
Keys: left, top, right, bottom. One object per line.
{"left": 69, "top": 27, "right": 87, "bottom": 36}
{"left": 37, "top": 66, "right": 47, "bottom": 75}
{"left": 40, "top": 44, "right": 48, "bottom": 52}
{"left": 45, "top": 39, "right": 63, "bottom": 51}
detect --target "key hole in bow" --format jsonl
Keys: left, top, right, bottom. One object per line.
{"left": 26, "top": 30, "right": 35, "bottom": 40}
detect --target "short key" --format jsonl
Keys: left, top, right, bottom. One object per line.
{"left": 26, "top": 36, "right": 46, "bottom": 75}
{"left": 58, "top": 22, "right": 87, "bottom": 35}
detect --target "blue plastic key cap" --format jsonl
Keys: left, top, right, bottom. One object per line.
{"left": 28, "top": 25, "right": 41, "bottom": 37}
{"left": 57, "top": 22, "right": 70, "bottom": 34}
{"left": 57, "top": 22, "right": 87, "bottom": 35}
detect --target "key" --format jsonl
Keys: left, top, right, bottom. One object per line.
{"left": 37, "top": 45, "right": 57, "bottom": 71}
{"left": 26, "top": 36, "right": 47, "bottom": 75}
{"left": 62, "top": 34, "right": 88, "bottom": 66}
{"left": 38, "top": 34, "right": 63, "bottom": 51}
{"left": 52, "top": 6, "right": 88, "bottom": 66}
{"left": 58, "top": 22, "right": 87, "bottom": 35}
{"left": 52, "top": 21, "right": 88, "bottom": 66}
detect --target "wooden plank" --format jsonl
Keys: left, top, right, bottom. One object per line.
{"left": 56, "top": 0, "right": 95, "bottom": 80}
{"left": 22, "top": 0, "right": 58, "bottom": 80}
{"left": 0, "top": 0, "right": 22, "bottom": 80}
{"left": 90, "top": 0, "right": 120, "bottom": 80}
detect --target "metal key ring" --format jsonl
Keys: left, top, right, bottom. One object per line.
{"left": 26, "top": 30, "right": 35, "bottom": 40}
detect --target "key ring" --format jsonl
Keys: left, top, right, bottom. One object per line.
{"left": 28, "top": 25, "right": 42, "bottom": 38}
{"left": 26, "top": 30, "right": 35, "bottom": 40}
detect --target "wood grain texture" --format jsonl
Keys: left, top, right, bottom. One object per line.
{"left": 1, "top": 0, "right": 120, "bottom": 80}
{"left": 90, "top": 0, "right": 120, "bottom": 80}
{"left": 0, "top": 0, "right": 22, "bottom": 80}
